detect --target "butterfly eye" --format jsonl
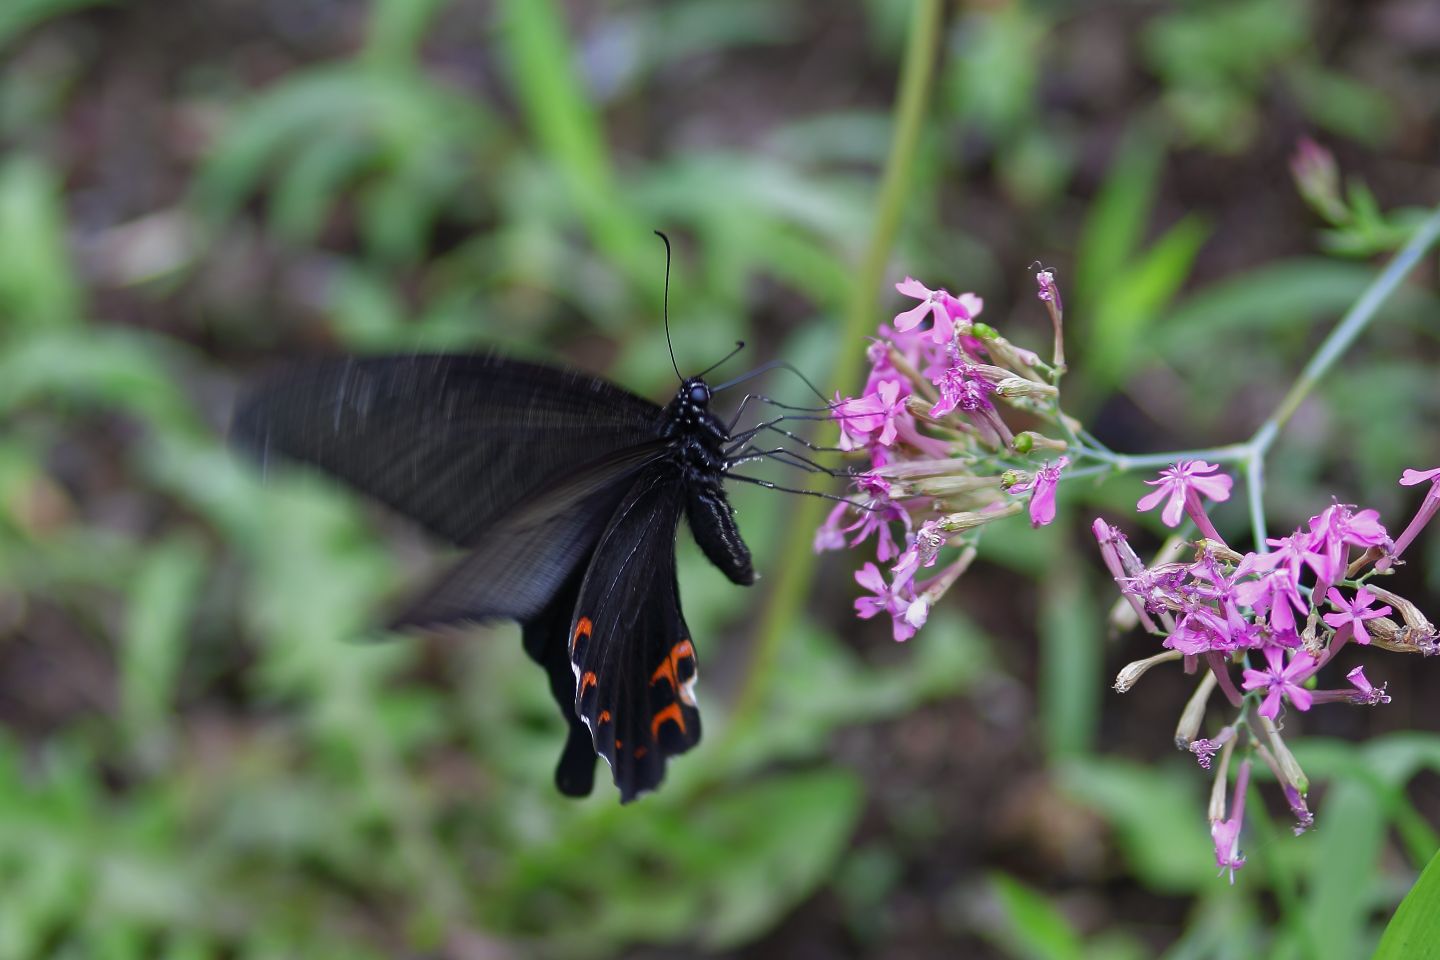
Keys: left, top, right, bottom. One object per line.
{"left": 688, "top": 384, "right": 709, "bottom": 405}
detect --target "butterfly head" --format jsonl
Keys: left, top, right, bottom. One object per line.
{"left": 681, "top": 378, "right": 711, "bottom": 410}
{"left": 663, "top": 376, "right": 729, "bottom": 453}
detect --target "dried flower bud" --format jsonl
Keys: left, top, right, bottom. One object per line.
{"left": 1366, "top": 585, "right": 1436, "bottom": 636}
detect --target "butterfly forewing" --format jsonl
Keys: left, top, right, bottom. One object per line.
{"left": 568, "top": 467, "right": 702, "bottom": 801}
{"left": 233, "top": 355, "right": 663, "bottom": 546}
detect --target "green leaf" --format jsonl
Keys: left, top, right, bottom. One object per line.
{"left": 1038, "top": 553, "right": 1102, "bottom": 759}
{"left": 1060, "top": 758, "right": 1214, "bottom": 893}
{"left": 501, "top": 0, "right": 652, "bottom": 293}
{"left": 985, "top": 873, "right": 1085, "bottom": 960}
{"left": 1075, "top": 126, "right": 1163, "bottom": 310}
{"left": 1375, "top": 846, "right": 1440, "bottom": 960}
{"left": 1300, "top": 780, "right": 1387, "bottom": 958}
{"left": 0, "top": 154, "right": 81, "bottom": 331}
{"left": 121, "top": 537, "right": 206, "bottom": 753}
{"left": 1086, "top": 214, "right": 1209, "bottom": 390}
{"left": 694, "top": 770, "right": 864, "bottom": 947}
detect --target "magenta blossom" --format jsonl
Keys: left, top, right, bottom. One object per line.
{"left": 834, "top": 380, "right": 908, "bottom": 452}
{"left": 1385, "top": 466, "right": 1440, "bottom": 570}
{"left": 1401, "top": 467, "right": 1440, "bottom": 487}
{"left": 1009, "top": 457, "right": 1069, "bottom": 527}
{"left": 1306, "top": 504, "right": 1388, "bottom": 586}
{"left": 1211, "top": 759, "right": 1251, "bottom": 884}
{"left": 1322, "top": 587, "right": 1392, "bottom": 646}
{"left": 1346, "top": 666, "right": 1391, "bottom": 705}
{"left": 815, "top": 474, "right": 910, "bottom": 560}
{"left": 893, "top": 277, "right": 983, "bottom": 345}
{"left": 1241, "top": 647, "right": 1318, "bottom": 719}
{"left": 892, "top": 519, "right": 946, "bottom": 588}
{"left": 930, "top": 357, "right": 994, "bottom": 418}
{"left": 854, "top": 563, "right": 921, "bottom": 642}
{"left": 1137, "top": 461, "right": 1232, "bottom": 542}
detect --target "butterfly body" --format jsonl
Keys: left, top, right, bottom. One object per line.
{"left": 234, "top": 355, "right": 754, "bottom": 801}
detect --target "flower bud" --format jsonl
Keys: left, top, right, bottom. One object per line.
{"left": 1114, "top": 650, "right": 1182, "bottom": 693}
{"left": 1290, "top": 138, "right": 1346, "bottom": 224}
{"left": 1014, "top": 431, "right": 1067, "bottom": 452}
{"left": 937, "top": 501, "right": 1023, "bottom": 532}
{"left": 994, "top": 377, "right": 1058, "bottom": 400}
{"left": 1174, "top": 669, "right": 1218, "bottom": 748}
{"left": 1256, "top": 715, "right": 1308, "bottom": 795}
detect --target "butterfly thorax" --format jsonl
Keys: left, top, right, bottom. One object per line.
{"left": 656, "top": 376, "right": 754, "bottom": 587}
{"left": 659, "top": 377, "right": 730, "bottom": 482}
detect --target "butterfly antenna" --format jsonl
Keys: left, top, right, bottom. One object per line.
{"left": 655, "top": 230, "right": 683, "bottom": 383}
{"left": 697, "top": 340, "right": 746, "bottom": 380}
{"left": 712, "top": 359, "right": 832, "bottom": 406}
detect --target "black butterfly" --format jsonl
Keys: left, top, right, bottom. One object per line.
{"left": 233, "top": 351, "right": 764, "bottom": 801}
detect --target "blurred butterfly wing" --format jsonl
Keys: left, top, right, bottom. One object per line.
{"left": 568, "top": 468, "right": 702, "bottom": 802}
{"left": 232, "top": 354, "right": 663, "bottom": 546}
{"left": 390, "top": 442, "right": 665, "bottom": 627}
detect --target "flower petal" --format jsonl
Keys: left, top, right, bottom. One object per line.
{"left": 895, "top": 277, "right": 930, "bottom": 299}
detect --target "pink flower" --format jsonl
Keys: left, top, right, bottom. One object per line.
{"left": 834, "top": 380, "right": 908, "bottom": 451}
{"left": 1232, "top": 567, "right": 1306, "bottom": 633}
{"left": 1385, "top": 467, "right": 1440, "bottom": 570}
{"left": 1211, "top": 759, "right": 1251, "bottom": 884}
{"left": 1322, "top": 587, "right": 1392, "bottom": 646}
{"left": 1137, "top": 461, "right": 1232, "bottom": 542}
{"left": 1241, "top": 647, "right": 1318, "bottom": 719}
{"left": 1242, "top": 529, "right": 1322, "bottom": 583}
{"left": 1009, "top": 457, "right": 1069, "bottom": 527}
{"left": 1305, "top": 504, "right": 1388, "bottom": 588}
{"left": 1346, "top": 665, "right": 1391, "bottom": 706}
{"left": 815, "top": 474, "right": 911, "bottom": 560}
{"left": 1401, "top": 467, "right": 1440, "bottom": 487}
{"left": 1035, "top": 269, "right": 1062, "bottom": 311}
{"left": 893, "top": 277, "right": 983, "bottom": 345}
{"left": 892, "top": 519, "right": 946, "bottom": 588}
{"left": 1190, "top": 739, "right": 1222, "bottom": 770}
{"left": 1284, "top": 785, "right": 1314, "bottom": 836}
{"left": 855, "top": 562, "right": 920, "bottom": 642}
{"left": 930, "top": 356, "right": 994, "bottom": 418}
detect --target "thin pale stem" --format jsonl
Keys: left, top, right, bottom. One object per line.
{"left": 726, "top": 0, "right": 944, "bottom": 742}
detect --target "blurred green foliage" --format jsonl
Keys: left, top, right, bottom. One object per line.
{"left": 1, "top": 0, "right": 1438, "bottom": 956}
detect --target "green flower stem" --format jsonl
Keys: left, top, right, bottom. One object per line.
{"left": 725, "top": 0, "right": 944, "bottom": 740}
{"left": 1075, "top": 201, "right": 1440, "bottom": 550}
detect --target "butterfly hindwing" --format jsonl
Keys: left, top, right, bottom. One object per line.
{"left": 569, "top": 467, "right": 702, "bottom": 802}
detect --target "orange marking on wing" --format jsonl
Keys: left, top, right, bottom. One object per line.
{"left": 650, "top": 639, "right": 696, "bottom": 690}
{"left": 579, "top": 671, "right": 597, "bottom": 695}
{"left": 635, "top": 746, "right": 648, "bottom": 758}
{"left": 651, "top": 702, "right": 687, "bottom": 738}
{"left": 571, "top": 616, "right": 593, "bottom": 652}
{"left": 597, "top": 709, "right": 612, "bottom": 725}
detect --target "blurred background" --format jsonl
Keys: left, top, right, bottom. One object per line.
{"left": 2, "top": 0, "right": 1439, "bottom": 957}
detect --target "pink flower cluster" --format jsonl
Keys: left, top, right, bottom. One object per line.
{"left": 1096, "top": 462, "right": 1440, "bottom": 880}
{"left": 817, "top": 277, "right": 1069, "bottom": 642}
